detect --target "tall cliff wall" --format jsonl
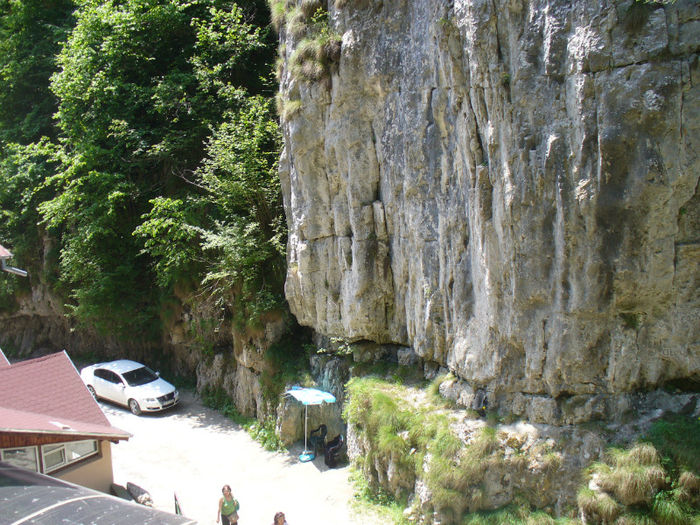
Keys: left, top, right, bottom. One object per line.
{"left": 278, "top": 0, "right": 699, "bottom": 421}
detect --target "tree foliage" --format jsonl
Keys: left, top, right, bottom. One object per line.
{"left": 0, "top": 0, "right": 74, "bottom": 144}
{"left": 0, "top": 0, "right": 285, "bottom": 338}
{"left": 194, "top": 95, "right": 285, "bottom": 323}
{"left": 0, "top": 140, "right": 61, "bottom": 310}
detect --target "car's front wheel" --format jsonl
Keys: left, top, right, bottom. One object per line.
{"left": 128, "top": 399, "right": 142, "bottom": 416}
{"left": 87, "top": 385, "right": 97, "bottom": 399}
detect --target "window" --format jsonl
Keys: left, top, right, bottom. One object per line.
{"left": 42, "top": 444, "right": 66, "bottom": 472}
{"left": 66, "top": 440, "right": 98, "bottom": 461}
{"left": 41, "top": 440, "right": 98, "bottom": 473}
{"left": 95, "top": 369, "right": 119, "bottom": 383}
{"left": 122, "top": 366, "right": 158, "bottom": 386}
{"left": 1, "top": 446, "right": 39, "bottom": 471}
{"left": 95, "top": 369, "right": 123, "bottom": 384}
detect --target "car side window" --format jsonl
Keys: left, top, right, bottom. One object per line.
{"left": 94, "top": 369, "right": 108, "bottom": 381}
{"left": 105, "top": 371, "right": 123, "bottom": 385}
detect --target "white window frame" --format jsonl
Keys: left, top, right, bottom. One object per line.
{"left": 41, "top": 439, "right": 99, "bottom": 473}
{"left": 0, "top": 446, "right": 39, "bottom": 472}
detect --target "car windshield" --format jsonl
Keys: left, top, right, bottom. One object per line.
{"left": 122, "top": 366, "right": 158, "bottom": 387}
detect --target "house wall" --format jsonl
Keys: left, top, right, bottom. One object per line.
{"left": 55, "top": 440, "right": 114, "bottom": 493}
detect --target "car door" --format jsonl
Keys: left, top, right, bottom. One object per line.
{"left": 95, "top": 369, "right": 126, "bottom": 405}
{"left": 92, "top": 368, "right": 112, "bottom": 399}
{"left": 108, "top": 371, "right": 128, "bottom": 405}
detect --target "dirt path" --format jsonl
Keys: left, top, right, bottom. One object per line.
{"left": 103, "top": 391, "right": 379, "bottom": 525}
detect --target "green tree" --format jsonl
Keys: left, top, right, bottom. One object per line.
{"left": 0, "top": 140, "right": 61, "bottom": 310}
{"left": 36, "top": 0, "right": 281, "bottom": 336}
{"left": 133, "top": 196, "right": 202, "bottom": 289}
{"left": 0, "top": 0, "right": 75, "bottom": 144}
{"left": 195, "top": 95, "right": 285, "bottom": 326}
{"left": 0, "top": 0, "right": 75, "bottom": 295}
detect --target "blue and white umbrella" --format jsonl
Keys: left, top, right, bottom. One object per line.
{"left": 285, "top": 386, "right": 336, "bottom": 462}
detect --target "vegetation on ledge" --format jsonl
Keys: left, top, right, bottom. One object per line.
{"left": 343, "top": 376, "right": 699, "bottom": 524}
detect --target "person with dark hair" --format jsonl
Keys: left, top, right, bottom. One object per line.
{"left": 272, "top": 511, "right": 288, "bottom": 525}
{"left": 216, "top": 485, "right": 240, "bottom": 525}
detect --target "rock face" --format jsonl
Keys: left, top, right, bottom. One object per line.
{"left": 279, "top": 0, "right": 700, "bottom": 419}
{"left": 0, "top": 279, "right": 280, "bottom": 420}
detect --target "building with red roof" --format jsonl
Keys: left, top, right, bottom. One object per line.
{"left": 0, "top": 242, "right": 27, "bottom": 276}
{"left": 0, "top": 349, "right": 130, "bottom": 492}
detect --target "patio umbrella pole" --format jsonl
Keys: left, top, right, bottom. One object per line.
{"left": 304, "top": 405, "right": 309, "bottom": 453}
{"left": 299, "top": 404, "right": 314, "bottom": 462}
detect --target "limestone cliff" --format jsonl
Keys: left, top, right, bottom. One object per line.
{"left": 278, "top": 0, "right": 700, "bottom": 421}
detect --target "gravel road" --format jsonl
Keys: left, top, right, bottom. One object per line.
{"left": 102, "top": 391, "right": 379, "bottom": 525}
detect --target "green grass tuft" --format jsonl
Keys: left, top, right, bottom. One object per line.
{"left": 652, "top": 491, "right": 693, "bottom": 525}
{"left": 594, "top": 446, "right": 666, "bottom": 506}
{"left": 267, "top": 0, "right": 286, "bottom": 30}
{"left": 577, "top": 486, "right": 621, "bottom": 523}
{"left": 287, "top": 6, "right": 309, "bottom": 39}
{"left": 577, "top": 415, "right": 700, "bottom": 524}
{"left": 299, "top": 0, "right": 323, "bottom": 18}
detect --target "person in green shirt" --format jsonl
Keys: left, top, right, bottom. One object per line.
{"left": 216, "top": 484, "right": 240, "bottom": 525}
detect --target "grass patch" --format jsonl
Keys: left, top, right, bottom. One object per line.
{"left": 427, "top": 425, "right": 501, "bottom": 517}
{"left": 462, "top": 505, "right": 579, "bottom": 525}
{"left": 299, "top": 0, "right": 323, "bottom": 18}
{"left": 643, "top": 414, "right": 700, "bottom": 473}
{"left": 277, "top": 96, "right": 302, "bottom": 120}
{"left": 267, "top": 0, "right": 287, "bottom": 30}
{"left": 344, "top": 377, "right": 553, "bottom": 521}
{"left": 614, "top": 513, "right": 657, "bottom": 525}
{"left": 427, "top": 372, "right": 459, "bottom": 408}
{"left": 652, "top": 490, "right": 693, "bottom": 525}
{"left": 247, "top": 417, "right": 286, "bottom": 452}
{"left": 345, "top": 377, "right": 700, "bottom": 524}
{"left": 287, "top": 6, "right": 309, "bottom": 39}
{"left": 349, "top": 467, "right": 411, "bottom": 525}
{"left": 577, "top": 486, "right": 622, "bottom": 523}
{"left": 285, "top": 5, "right": 342, "bottom": 84}
{"left": 289, "top": 33, "right": 340, "bottom": 83}
{"left": 578, "top": 415, "right": 700, "bottom": 524}
{"left": 346, "top": 377, "right": 614, "bottom": 524}
{"left": 593, "top": 444, "right": 666, "bottom": 505}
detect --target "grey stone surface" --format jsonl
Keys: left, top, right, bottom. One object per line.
{"left": 278, "top": 0, "right": 700, "bottom": 419}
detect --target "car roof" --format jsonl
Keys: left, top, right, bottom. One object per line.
{"left": 96, "top": 360, "right": 147, "bottom": 374}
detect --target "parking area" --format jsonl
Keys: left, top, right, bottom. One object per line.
{"left": 102, "top": 391, "right": 377, "bottom": 525}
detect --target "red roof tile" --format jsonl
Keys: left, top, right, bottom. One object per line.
{"left": 0, "top": 406, "right": 128, "bottom": 440}
{"left": 0, "top": 245, "right": 11, "bottom": 258}
{"left": 0, "top": 352, "right": 128, "bottom": 440}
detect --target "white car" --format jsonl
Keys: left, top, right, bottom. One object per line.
{"left": 80, "top": 360, "right": 179, "bottom": 415}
